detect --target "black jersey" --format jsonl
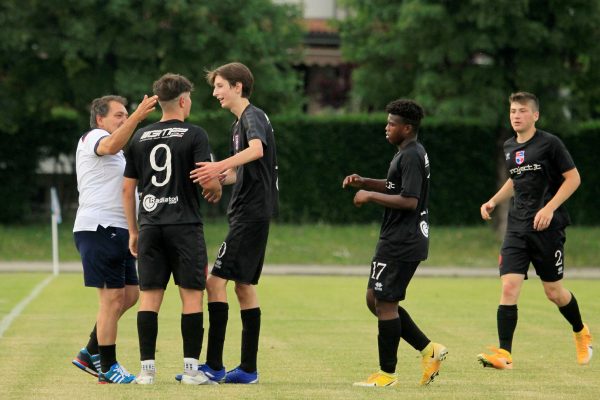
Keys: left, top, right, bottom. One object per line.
{"left": 228, "top": 104, "right": 279, "bottom": 222}
{"left": 504, "top": 129, "right": 575, "bottom": 232}
{"left": 123, "top": 120, "right": 212, "bottom": 226}
{"left": 374, "top": 141, "right": 430, "bottom": 262}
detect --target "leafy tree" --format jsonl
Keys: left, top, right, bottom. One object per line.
{"left": 339, "top": 0, "right": 600, "bottom": 232}
{"left": 0, "top": 0, "right": 303, "bottom": 222}
{"left": 339, "top": 0, "right": 600, "bottom": 128}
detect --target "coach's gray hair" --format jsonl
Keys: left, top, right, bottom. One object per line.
{"left": 89, "top": 95, "right": 127, "bottom": 128}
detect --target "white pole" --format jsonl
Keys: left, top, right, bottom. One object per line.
{"left": 50, "top": 187, "right": 61, "bottom": 276}
{"left": 51, "top": 213, "right": 59, "bottom": 276}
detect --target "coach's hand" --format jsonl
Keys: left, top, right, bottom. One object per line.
{"left": 131, "top": 94, "right": 158, "bottom": 122}
{"left": 129, "top": 232, "right": 139, "bottom": 258}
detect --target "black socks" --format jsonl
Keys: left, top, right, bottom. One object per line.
{"left": 181, "top": 312, "right": 204, "bottom": 359}
{"left": 206, "top": 302, "right": 229, "bottom": 371}
{"left": 559, "top": 293, "right": 584, "bottom": 332}
{"left": 86, "top": 323, "right": 99, "bottom": 355}
{"left": 99, "top": 344, "right": 116, "bottom": 373}
{"left": 378, "top": 318, "right": 402, "bottom": 374}
{"left": 137, "top": 311, "right": 158, "bottom": 361}
{"left": 240, "top": 308, "right": 261, "bottom": 373}
{"left": 398, "top": 306, "right": 429, "bottom": 351}
{"left": 497, "top": 305, "right": 518, "bottom": 353}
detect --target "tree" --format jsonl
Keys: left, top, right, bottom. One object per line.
{"left": 339, "top": 0, "right": 600, "bottom": 128}
{"left": 0, "top": 0, "right": 304, "bottom": 222}
{"left": 339, "top": 0, "right": 600, "bottom": 232}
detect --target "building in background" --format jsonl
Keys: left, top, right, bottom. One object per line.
{"left": 275, "top": 0, "right": 352, "bottom": 113}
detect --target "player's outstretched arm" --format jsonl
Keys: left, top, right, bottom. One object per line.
{"left": 342, "top": 174, "right": 387, "bottom": 192}
{"left": 122, "top": 177, "right": 139, "bottom": 257}
{"left": 533, "top": 167, "right": 580, "bottom": 231}
{"left": 191, "top": 139, "right": 263, "bottom": 185}
{"left": 354, "top": 191, "right": 418, "bottom": 209}
{"left": 481, "top": 179, "right": 514, "bottom": 220}
{"left": 97, "top": 95, "right": 158, "bottom": 155}
{"left": 342, "top": 174, "right": 364, "bottom": 188}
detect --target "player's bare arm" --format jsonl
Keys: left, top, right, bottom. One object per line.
{"left": 190, "top": 139, "right": 263, "bottom": 185}
{"left": 353, "top": 191, "right": 418, "bottom": 209}
{"left": 481, "top": 179, "right": 514, "bottom": 220}
{"left": 342, "top": 174, "right": 387, "bottom": 192}
{"left": 97, "top": 95, "right": 158, "bottom": 155}
{"left": 533, "top": 167, "right": 580, "bottom": 231}
{"left": 122, "top": 177, "right": 139, "bottom": 257}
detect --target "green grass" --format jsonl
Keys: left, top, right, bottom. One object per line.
{"left": 1, "top": 220, "right": 599, "bottom": 266}
{"left": 1, "top": 273, "right": 599, "bottom": 399}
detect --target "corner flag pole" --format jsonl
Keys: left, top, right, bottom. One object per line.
{"left": 50, "top": 187, "right": 62, "bottom": 276}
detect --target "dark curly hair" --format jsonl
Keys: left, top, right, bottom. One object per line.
{"left": 385, "top": 99, "right": 424, "bottom": 133}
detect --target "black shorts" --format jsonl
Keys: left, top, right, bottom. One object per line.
{"left": 367, "top": 257, "right": 420, "bottom": 302}
{"left": 500, "top": 229, "right": 566, "bottom": 282}
{"left": 137, "top": 224, "right": 208, "bottom": 290}
{"left": 211, "top": 221, "right": 270, "bottom": 285}
{"left": 74, "top": 226, "right": 138, "bottom": 289}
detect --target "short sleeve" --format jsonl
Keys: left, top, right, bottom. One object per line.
{"left": 123, "top": 143, "right": 138, "bottom": 179}
{"left": 193, "top": 128, "right": 212, "bottom": 163}
{"left": 81, "top": 129, "right": 109, "bottom": 156}
{"left": 242, "top": 109, "right": 268, "bottom": 146}
{"left": 551, "top": 135, "right": 576, "bottom": 174}
{"left": 399, "top": 150, "right": 424, "bottom": 199}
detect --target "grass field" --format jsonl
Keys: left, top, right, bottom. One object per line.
{"left": 1, "top": 221, "right": 599, "bottom": 266}
{"left": 1, "top": 273, "right": 599, "bottom": 399}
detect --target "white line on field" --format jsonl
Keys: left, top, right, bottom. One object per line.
{"left": 0, "top": 275, "right": 55, "bottom": 339}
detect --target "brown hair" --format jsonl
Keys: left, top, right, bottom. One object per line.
{"left": 205, "top": 62, "right": 254, "bottom": 98}
{"left": 509, "top": 91, "right": 539, "bottom": 112}
{"left": 153, "top": 73, "right": 194, "bottom": 102}
{"left": 89, "top": 95, "right": 127, "bottom": 128}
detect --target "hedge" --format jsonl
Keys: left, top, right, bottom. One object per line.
{"left": 1, "top": 113, "right": 598, "bottom": 225}
{"left": 267, "top": 114, "right": 498, "bottom": 225}
{"left": 563, "top": 121, "right": 600, "bottom": 225}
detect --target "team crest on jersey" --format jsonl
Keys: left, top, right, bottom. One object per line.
{"left": 515, "top": 150, "right": 525, "bottom": 165}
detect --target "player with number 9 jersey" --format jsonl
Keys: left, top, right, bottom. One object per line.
{"left": 124, "top": 121, "right": 212, "bottom": 226}
{"left": 122, "top": 73, "right": 222, "bottom": 385}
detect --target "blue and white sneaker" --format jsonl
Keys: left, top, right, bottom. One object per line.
{"left": 224, "top": 366, "right": 259, "bottom": 384}
{"left": 175, "top": 364, "right": 226, "bottom": 383}
{"left": 98, "top": 362, "right": 136, "bottom": 384}
{"left": 199, "top": 364, "right": 226, "bottom": 383}
{"left": 72, "top": 347, "right": 101, "bottom": 377}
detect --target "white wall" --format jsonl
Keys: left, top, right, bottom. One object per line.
{"left": 273, "top": 0, "right": 346, "bottom": 19}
